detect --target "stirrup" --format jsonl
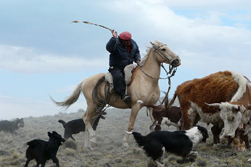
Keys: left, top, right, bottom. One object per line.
{"left": 122, "top": 94, "right": 131, "bottom": 104}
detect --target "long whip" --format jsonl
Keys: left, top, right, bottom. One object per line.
{"left": 70, "top": 20, "right": 113, "bottom": 32}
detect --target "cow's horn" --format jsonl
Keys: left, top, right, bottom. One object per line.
{"left": 205, "top": 102, "right": 221, "bottom": 107}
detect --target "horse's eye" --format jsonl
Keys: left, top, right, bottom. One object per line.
{"left": 161, "top": 48, "right": 166, "bottom": 51}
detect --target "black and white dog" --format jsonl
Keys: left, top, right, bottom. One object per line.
{"left": 130, "top": 125, "right": 208, "bottom": 167}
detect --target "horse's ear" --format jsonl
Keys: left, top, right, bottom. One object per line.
{"left": 150, "top": 41, "right": 154, "bottom": 46}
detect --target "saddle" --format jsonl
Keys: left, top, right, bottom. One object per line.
{"left": 105, "top": 64, "right": 137, "bottom": 92}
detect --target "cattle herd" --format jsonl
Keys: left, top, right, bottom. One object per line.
{"left": 0, "top": 70, "right": 251, "bottom": 166}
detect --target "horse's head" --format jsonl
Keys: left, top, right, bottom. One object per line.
{"left": 150, "top": 41, "right": 181, "bottom": 67}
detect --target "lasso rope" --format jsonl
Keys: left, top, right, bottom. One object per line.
{"left": 70, "top": 20, "right": 113, "bottom": 32}
{"left": 91, "top": 76, "right": 120, "bottom": 120}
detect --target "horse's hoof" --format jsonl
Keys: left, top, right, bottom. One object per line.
{"left": 240, "top": 147, "right": 246, "bottom": 152}
{"left": 123, "top": 142, "right": 129, "bottom": 148}
{"left": 90, "top": 141, "right": 97, "bottom": 148}
{"left": 85, "top": 145, "right": 94, "bottom": 150}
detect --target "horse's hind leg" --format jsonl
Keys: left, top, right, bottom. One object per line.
{"left": 148, "top": 107, "right": 155, "bottom": 123}
{"left": 83, "top": 105, "right": 97, "bottom": 149}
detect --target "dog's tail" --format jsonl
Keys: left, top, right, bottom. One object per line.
{"left": 132, "top": 132, "right": 146, "bottom": 147}
{"left": 27, "top": 139, "right": 42, "bottom": 147}
{"left": 70, "top": 136, "right": 76, "bottom": 141}
{"left": 58, "top": 120, "right": 66, "bottom": 128}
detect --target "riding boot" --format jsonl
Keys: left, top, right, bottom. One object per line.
{"left": 122, "top": 94, "right": 131, "bottom": 102}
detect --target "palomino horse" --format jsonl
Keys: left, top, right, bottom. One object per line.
{"left": 51, "top": 41, "right": 181, "bottom": 148}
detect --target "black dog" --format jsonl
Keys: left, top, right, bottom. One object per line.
{"left": 0, "top": 118, "right": 24, "bottom": 133}
{"left": 24, "top": 131, "right": 65, "bottom": 167}
{"left": 131, "top": 126, "right": 208, "bottom": 167}
{"left": 58, "top": 112, "right": 106, "bottom": 141}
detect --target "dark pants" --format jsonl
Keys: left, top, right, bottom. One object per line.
{"left": 109, "top": 67, "right": 126, "bottom": 98}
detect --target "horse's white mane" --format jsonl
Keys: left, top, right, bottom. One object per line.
{"left": 140, "top": 40, "right": 164, "bottom": 66}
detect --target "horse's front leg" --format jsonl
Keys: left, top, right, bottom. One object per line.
{"left": 123, "top": 103, "right": 141, "bottom": 147}
{"left": 83, "top": 121, "right": 96, "bottom": 149}
{"left": 83, "top": 116, "right": 92, "bottom": 149}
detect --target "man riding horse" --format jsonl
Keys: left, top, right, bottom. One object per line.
{"left": 107, "top": 30, "right": 141, "bottom": 104}
{"left": 51, "top": 39, "right": 181, "bottom": 148}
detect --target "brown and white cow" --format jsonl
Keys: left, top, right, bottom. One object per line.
{"left": 167, "top": 70, "right": 251, "bottom": 150}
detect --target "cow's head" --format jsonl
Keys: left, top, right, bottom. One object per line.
{"left": 241, "top": 104, "right": 251, "bottom": 134}
{"left": 248, "top": 104, "right": 251, "bottom": 111}
{"left": 205, "top": 102, "right": 242, "bottom": 138}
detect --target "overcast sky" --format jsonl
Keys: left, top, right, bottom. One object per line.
{"left": 1, "top": 0, "right": 251, "bottom": 120}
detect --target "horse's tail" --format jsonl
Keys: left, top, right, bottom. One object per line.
{"left": 50, "top": 80, "right": 84, "bottom": 109}
{"left": 167, "top": 93, "right": 177, "bottom": 109}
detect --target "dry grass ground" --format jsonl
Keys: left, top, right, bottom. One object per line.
{"left": 1, "top": 108, "right": 251, "bottom": 167}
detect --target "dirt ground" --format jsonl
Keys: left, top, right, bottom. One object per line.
{"left": 1, "top": 108, "right": 251, "bottom": 167}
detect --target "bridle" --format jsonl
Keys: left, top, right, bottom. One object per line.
{"left": 138, "top": 45, "right": 179, "bottom": 80}
{"left": 154, "top": 46, "right": 178, "bottom": 66}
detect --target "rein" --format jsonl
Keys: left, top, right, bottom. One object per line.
{"left": 138, "top": 63, "right": 177, "bottom": 80}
